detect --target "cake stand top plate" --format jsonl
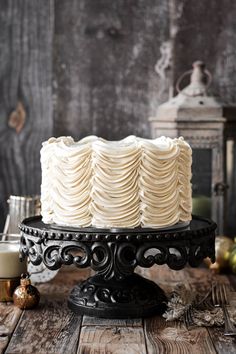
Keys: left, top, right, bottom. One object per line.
{"left": 19, "top": 215, "right": 216, "bottom": 243}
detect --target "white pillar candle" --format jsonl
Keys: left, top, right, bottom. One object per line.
{"left": 0, "top": 242, "right": 27, "bottom": 278}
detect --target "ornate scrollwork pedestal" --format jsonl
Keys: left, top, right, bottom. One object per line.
{"left": 19, "top": 215, "right": 216, "bottom": 319}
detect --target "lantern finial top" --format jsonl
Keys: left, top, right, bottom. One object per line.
{"left": 176, "top": 60, "right": 212, "bottom": 97}
{"left": 151, "top": 60, "right": 224, "bottom": 123}
{"left": 191, "top": 61, "right": 205, "bottom": 84}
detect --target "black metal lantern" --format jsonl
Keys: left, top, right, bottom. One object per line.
{"left": 149, "top": 61, "right": 232, "bottom": 234}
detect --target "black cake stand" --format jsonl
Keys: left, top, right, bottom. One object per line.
{"left": 19, "top": 215, "right": 216, "bottom": 319}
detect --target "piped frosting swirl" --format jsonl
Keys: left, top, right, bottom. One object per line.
{"left": 40, "top": 135, "right": 192, "bottom": 228}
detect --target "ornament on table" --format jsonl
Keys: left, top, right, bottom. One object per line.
{"left": 13, "top": 273, "right": 40, "bottom": 309}
{"left": 229, "top": 240, "right": 236, "bottom": 274}
{"left": 204, "top": 236, "right": 234, "bottom": 273}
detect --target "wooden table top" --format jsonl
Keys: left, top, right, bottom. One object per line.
{"left": 1, "top": 265, "right": 236, "bottom": 354}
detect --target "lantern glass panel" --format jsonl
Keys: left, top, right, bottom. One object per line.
{"left": 192, "top": 148, "right": 212, "bottom": 218}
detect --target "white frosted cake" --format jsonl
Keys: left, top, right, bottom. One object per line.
{"left": 40, "top": 135, "right": 192, "bottom": 228}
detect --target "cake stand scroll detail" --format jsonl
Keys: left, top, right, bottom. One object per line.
{"left": 19, "top": 215, "right": 216, "bottom": 319}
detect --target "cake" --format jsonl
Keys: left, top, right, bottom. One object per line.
{"left": 40, "top": 135, "right": 192, "bottom": 228}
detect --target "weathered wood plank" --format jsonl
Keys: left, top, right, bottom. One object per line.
{"left": 4, "top": 267, "right": 89, "bottom": 354}
{"left": 0, "top": 0, "right": 54, "bottom": 228}
{"left": 79, "top": 266, "right": 188, "bottom": 353}
{"left": 145, "top": 316, "right": 216, "bottom": 354}
{"left": 144, "top": 266, "right": 217, "bottom": 354}
{"left": 207, "top": 327, "right": 236, "bottom": 354}
{"left": 206, "top": 272, "right": 236, "bottom": 354}
{"left": 0, "top": 303, "right": 22, "bottom": 354}
{"left": 78, "top": 326, "right": 147, "bottom": 354}
{"left": 181, "top": 267, "right": 236, "bottom": 354}
{"left": 81, "top": 267, "right": 144, "bottom": 351}
{"left": 5, "top": 296, "right": 82, "bottom": 354}
{"left": 53, "top": 0, "right": 170, "bottom": 140}
{"left": 4, "top": 264, "right": 236, "bottom": 354}
{"left": 82, "top": 316, "right": 142, "bottom": 327}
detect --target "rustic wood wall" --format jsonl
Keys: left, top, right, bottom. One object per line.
{"left": 0, "top": 0, "right": 236, "bottom": 229}
{"left": 0, "top": 0, "right": 54, "bottom": 229}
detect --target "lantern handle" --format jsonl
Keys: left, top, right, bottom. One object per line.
{"left": 176, "top": 67, "right": 212, "bottom": 97}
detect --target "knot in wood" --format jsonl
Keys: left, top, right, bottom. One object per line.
{"left": 8, "top": 101, "right": 26, "bottom": 133}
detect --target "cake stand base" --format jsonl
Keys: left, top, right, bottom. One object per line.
{"left": 19, "top": 215, "right": 216, "bottom": 319}
{"left": 68, "top": 273, "right": 167, "bottom": 319}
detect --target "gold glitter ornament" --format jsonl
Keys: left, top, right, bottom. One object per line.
{"left": 229, "top": 243, "right": 236, "bottom": 274}
{"left": 204, "top": 236, "right": 234, "bottom": 273}
{"left": 13, "top": 273, "right": 40, "bottom": 309}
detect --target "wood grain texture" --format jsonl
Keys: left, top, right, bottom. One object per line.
{"left": 182, "top": 267, "right": 236, "bottom": 354}
{"left": 5, "top": 297, "right": 82, "bottom": 354}
{"left": 0, "top": 303, "right": 22, "bottom": 354}
{"left": 143, "top": 267, "right": 217, "bottom": 354}
{"left": 142, "top": 266, "right": 236, "bottom": 354}
{"left": 3, "top": 265, "right": 236, "bottom": 354}
{"left": 0, "top": 0, "right": 54, "bottom": 229}
{"left": 4, "top": 267, "right": 88, "bottom": 354}
{"left": 145, "top": 316, "right": 216, "bottom": 354}
{"left": 53, "top": 0, "right": 170, "bottom": 140}
{"left": 78, "top": 326, "right": 147, "bottom": 354}
{"left": 82, "top": 316, "right": 142, "bottom": 327}
{"left": 207, "top": 327, "right": 236, "bottom": 354}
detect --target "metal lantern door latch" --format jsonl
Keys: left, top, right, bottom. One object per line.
{"left": 214, "top": 182, "right": 229, "bottom": 196}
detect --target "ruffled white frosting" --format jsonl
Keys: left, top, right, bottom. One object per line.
{"left": 40, "top": 135, "right": 192, "bottom": 228}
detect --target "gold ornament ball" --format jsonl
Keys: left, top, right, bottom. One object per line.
{"left": 205, "top": 236, "right": 234, "bottom": 272}
{"left": 13, "top": 273, "right": 40, "bottom": 310}
{"left": 229, "top": 245, "right": 236, "bottom": 274}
